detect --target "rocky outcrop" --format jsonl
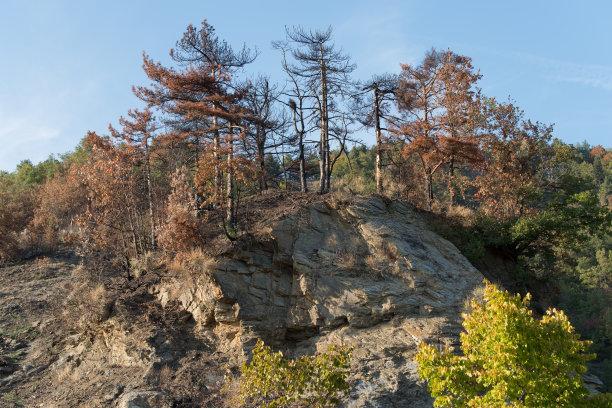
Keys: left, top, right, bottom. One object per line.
{"left": 3, "top": 197, "right": 605, "bottom": 407}
{"left": 157, "top": 196, "right": 485, "bottom": 406}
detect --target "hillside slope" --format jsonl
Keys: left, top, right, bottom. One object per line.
{"left": 1, "top": 193, "right": 485, "bottom": 407}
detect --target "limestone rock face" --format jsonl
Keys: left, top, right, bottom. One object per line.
{"left": 158, "top": 196, "right": 485, "bottom": 407}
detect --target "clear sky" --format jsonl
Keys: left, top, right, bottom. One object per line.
{"left": 1, "top": 0, "right": 611, "bottom": 172}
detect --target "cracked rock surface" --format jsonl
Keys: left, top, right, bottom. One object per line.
{"left": 1, "top": 194, "right": 486, "bottom": 407}
{"left": 157, "top": 196, "right": 485, "bottom": 407}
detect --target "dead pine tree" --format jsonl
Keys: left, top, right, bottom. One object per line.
{"left": 274, "top": 40, "right": 319, "bottom": 192}
{"left": 170, "top": 20, "right": 257, "bottom": 205}
{"left": 436, "top": 51, "right": 482, "bottom": 208}
{"left": 242, "top": 75, "right": 286, "bottom": 193}
{"left": 394, "top": 49, "right": 483, "bottom": 211}
{"left": 281, "top": 26, "right": 355, "bottom": 193}
{"left": 354, "top": 74, "right": 398, "bottom": 194}
{"left": 109, "top": 108, "right": 159, "bottom": 249}
{"left": 288, "top": 98, "right": 309, "bottom": 192}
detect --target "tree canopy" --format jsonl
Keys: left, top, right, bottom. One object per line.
{"left": 416, "top": 281, "right": 610, "bottom": 407}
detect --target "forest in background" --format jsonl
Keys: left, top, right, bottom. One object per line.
{"left": 0, "top": 20, "right": 611, "bottom": 390}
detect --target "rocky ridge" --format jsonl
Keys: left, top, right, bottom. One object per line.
{"left": 1, "top": 194, "right": 486, "bottom": 407}
{"left": 156, "top": 195, "right": 485, "bottom": 406}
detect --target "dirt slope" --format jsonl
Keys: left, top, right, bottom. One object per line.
{"left": 1, "top": 192, "right": 486, "bottom": 407}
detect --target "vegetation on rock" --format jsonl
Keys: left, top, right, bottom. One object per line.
{"left": 225, "top": 339, "right": 352, "bottom": 407}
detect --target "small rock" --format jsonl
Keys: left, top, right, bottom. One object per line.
{"left": 0, "top": 372, "right": 23, "bottom": 387}
{"left": 117, "top": 390, "right": 172, "bottom": 408}
{"left": 103, "top": 385, "right": 124, "bottom": 401}
{"left": 0, "top": 365, "right": 14, "bottom": 374}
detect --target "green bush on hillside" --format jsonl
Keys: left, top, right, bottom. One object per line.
{"left": 416, "top": 281, "right": 611, "bottom": 407}
{"left": 225, "top": 339, "right": 352, "bottom": 407}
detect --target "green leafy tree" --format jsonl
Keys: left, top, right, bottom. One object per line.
{"left": 416, "top": 281, "right": 610, "bottom": 407}
{"left": 226, "top": 339, "right": 352, "bottom": 407}
{"left": 332, "top": 145, "right": 376, "bottom": 193}
{"left": 509, "top": 190, "right": 612, "bottom": 278}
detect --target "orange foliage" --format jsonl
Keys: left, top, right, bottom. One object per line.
{"left": 393, "top": 49, "right": 482, "bottom": 210}
{"left": 475, "top": 99, "right": 553, "bottom": 220}
{"left": 157, "top": 166, "right": 202, "bottom": 251}
{"left": 29, "top": 169, "right": 87, "bottom": 250}
{"left": 135, "top": 53, "right": 254, "bottom": 226}
{"left": 590, "top": 145, "right": 606, "bottom": 162}
{"left": 109, "top": 107, "right": 158, "bottom": 248}
{"left": 0, "top": 186, "right": 34, "bottom": 262}
{"left": 74, "top": 132, "right": 148, "bottom": 259}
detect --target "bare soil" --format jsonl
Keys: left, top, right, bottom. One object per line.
{"left": 0, "top": 250, "right": 233, "bottom": 407}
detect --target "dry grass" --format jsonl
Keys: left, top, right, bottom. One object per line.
{"left": 327, "top": 191, "right": 354, "bottom": 209}
{"left": 61, "top": 281, "right": 114, "bottom": 331}
{"left": 158, "top": 364, "right": 175, "bottom": 387}
{"left": 332, "top": 175, "right": 376, "bottom": 195}
{"left": 334, "top": 250, "right": 357, "bottom": 270}
{"left": 33, "top": 256, "right": 52, "bottom": 267}
{"left": 130, "top": 251, "right": 162, "bottom": 279}
{"left": 71, "top": 264, "right": 88, "bottom": 281}
{"left": 55, "top": 361, "right": 80, "bottom": 385}
{"left": 446, "top": 204, "right": 477, "bottom": 227}
{"left": 168, "top": 247, "right": 217, "bottom": 279}
{"left": 461, "top": 284, "right": 486, "bottom": 316}
{"left": 380, "top": 241, "right": 398, "bottom": 262}
{"left": 364, "top": 254, "right": 386, "bottom": 279}
{"left": 78, "top": 283, "right": 112, "bottom": 326}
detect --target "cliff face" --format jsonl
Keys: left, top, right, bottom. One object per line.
{"left": 0, "top": 194, "right": 486, "bottom": 407}
{"left": 157, "top": 196, "right": 485, "bottom": 407}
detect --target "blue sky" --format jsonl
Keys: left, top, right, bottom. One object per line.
{"left": 1, "top": 0, "right": 611, "bottom": 172}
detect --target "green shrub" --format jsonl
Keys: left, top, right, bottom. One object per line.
{"left": 226, "top": 339, "right": 352, "bottom": 407}
{"left": 416, "top": 281, "right": 610, "bottom": 407}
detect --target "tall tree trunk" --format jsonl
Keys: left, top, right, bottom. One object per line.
{"left": 212, "top": 68, "right": 222, "bottom": 206}
{"left": 374, "top": 88, "right": 383, "bottom": 195}
{"left": 291, "top": 106, "right": 308, "bottom": 193}
{"left": 319, "top": 50, "right": 329, "bottom": 193}
{"left": 226, "top": 124, "right": 235, "bottom": 227}
{"left": 144, "top": 142, "right": 156, "bottom": 248}
{"left": 257, "top": 132, "right": 267, "bottom": 193}
{"left": 299, "top": 131, "right": 307, "bottom": 192}
{"left": 448, "top": 156, "right": 455, "bottom": 209}
{"left": 194, "top": 132, "right": 204, "bottom": 217}
{"left": 281, "top": 155, "right": 289, "bottom": 189}
{"left": 427, "top": 171, "right": 434, "bottom": 211}
{"left": 119, "top": 233, "right": 132, "bottom": 280}
{"left": 318, "top": 139, "right": 325, "bottom": 193}
{"left": 325, "top": 132, "right": 331, "bottom": 191}
{"left": 126, "top": 203, "right": 139, "bottom": 256}
{"left": 213, "top": 114, "right": 222, "bottom": 206}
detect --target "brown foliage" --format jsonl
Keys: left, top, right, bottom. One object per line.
{"left": 74, "top": 132, "right": 150, "bottom": 262}
{"left": 475, "top": 98, "right": 553, "bottom": 220}
{"left": 0, "top": 184, "right": 34, "bottom": 262}
{"left": 135, "top": 51, "right": 254, "bottom": 227}
{"left": 29, "top": 169, "right": 87, "bottom": 251}
{"left": 392, "top": 49, "right": 482, "bottom": 210}
{"left": 157, "top": 166, "right": 203, "bottom": 251}
{"left": 109, "top": 107, "right": 158, "bottom": 248}
{"left": 590, "top": 145, "right": 606, "bottom": 162}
